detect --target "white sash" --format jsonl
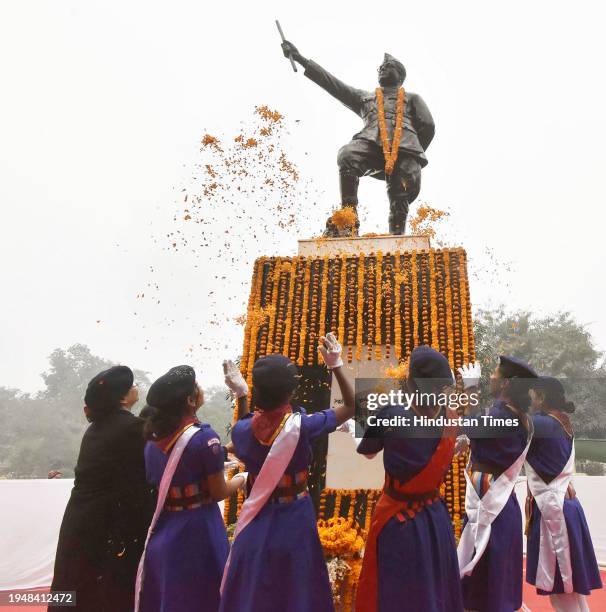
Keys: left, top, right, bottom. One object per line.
{"left": 134, "top": 424, "right": 200, "bottom": 612}
{"left": 220, "top": 412, "right": 302, "bottom": 593}
{"left": 525, "top": 444, "right": 575, "bottom": 593}
{"left": 458, "top": 419, "right": 534, "bottom": 578}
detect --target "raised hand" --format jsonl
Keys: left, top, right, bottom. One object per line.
{"left": 223, "top": 359, "right": 248, "bottom": 398}
{"left": 457, "top": 361, "right": 482, "bottom": 390}
{"left": 318, "top": 332, "right": 344, "bottom": 370}
{"left": 281, "top": 40, "right": 300, "bottom": 61}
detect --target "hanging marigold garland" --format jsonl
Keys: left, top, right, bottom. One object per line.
{"left": 384, "top": 255, "right": 393, "bottom": 360}
{"left": 338, "top": 255, "right": 347, "bottom": 347}
{"left": 265, "top": 262, "right": 281, "bottom": 354}
{"left": 355, "top": 254, "right": 365, "bottom": 361}
{"left": 428, "top": 250, "right": 440, "bottom": 350}
{"left": 297, "top": 257, "right": 311, "bottom": 366}
{"left": 319, "top": 255, "right": 329, "bottom": 341}
{"left": 420, "top": 252, "right": 431, "bottom": 346}
{"left": 376, "top": 87, "right": 406, "bottom": 176}
{"left": 282, "top": 256, "right": 298, "bottom": 361}
{"left": 410, "top": 253, "right": 419, "bottom": 347}
{"left": 443, "top": 250, "right": 455, "bottom": 369}
{"left": 366, "top": 256, "right": 375, "bottom": 361}
{"left": 308, "top": 258, "right": 321, "bottom": 365}
{"left": 393, "top": 252, "right": 403, "bottom": 360}
{"left": 232, "top": 249, "right": 476, "bottom": 536}
{"left": 374, "top": 251, "right": 383, "bottom": 359}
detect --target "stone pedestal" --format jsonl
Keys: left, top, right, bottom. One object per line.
{"left": 298, "top": 234, "right": 430, "bottom": 257}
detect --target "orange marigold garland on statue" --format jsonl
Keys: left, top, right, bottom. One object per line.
{"left": 376, "top": 87, "right": 405, "bottom": 176}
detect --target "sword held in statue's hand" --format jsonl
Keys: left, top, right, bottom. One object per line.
{"left": 275, "top": 20, "right": 297, "bottom": 73}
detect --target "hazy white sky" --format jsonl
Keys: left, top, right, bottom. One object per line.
{"left": 1, "top": 0, "right": 606, "bottom": 392}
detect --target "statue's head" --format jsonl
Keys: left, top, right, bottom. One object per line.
{"left": 378, "top": 53, "right": 406, "bottom": 87}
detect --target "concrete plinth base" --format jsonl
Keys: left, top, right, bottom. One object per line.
{"left": 298, "top": 234, "right": 430, "bottom": 256}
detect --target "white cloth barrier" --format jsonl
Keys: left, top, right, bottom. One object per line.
{"left": 0, "top": 479, "right": 226, "bottom": 591}
{"left": 0, "top": 477, "right": 603, "bottom": 591}
{"left": 0, "top": 479, "right": 74, "bottom": 590}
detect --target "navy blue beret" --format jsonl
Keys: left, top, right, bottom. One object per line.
{"left": 499, "top": 355, "right": 538, "bottom": 379}
{"left": 147, "top": 365, "right": 196, "bottom": 409}
{"left": 409, "top": 346, "right": 453, "bottom": 391}
{"left": 252, "top": 354, "right": 300, "bottom": 392}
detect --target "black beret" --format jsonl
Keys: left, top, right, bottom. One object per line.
{"left": 531, "top": 375, "right": 564, "bottom": 394}
{"left": 499, "top": 355, "right": 538, "bottom": 379}
{"left": 84, "top": 365, "right": 134, "bottom": 410}
{"left": 410, "top": 346, "right": 452, "bottom": 381}
{"left": 146, "top": 365, "right": 196, "bottom": 409}
{"left": 252, "top": 354, "right": 300, "bottom": 392}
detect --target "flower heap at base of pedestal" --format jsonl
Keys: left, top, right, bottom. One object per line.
{"left": 317, "top": 516, "right": 365, "bottom": 610}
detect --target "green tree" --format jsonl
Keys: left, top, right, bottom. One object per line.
{"left": 0, "top": 344, "right": 151, "bottom": 478}
{"left": 473, "top": 308, "right": 606, "bottom": 437}
{"left": 198, "top": 385, "right": 234, "bottom": 440}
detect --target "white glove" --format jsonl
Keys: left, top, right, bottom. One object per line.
{"left": 318, "top": 332, "right": 344, "bottom": 369}
{"left": 223, "top": 359, "right": 248, "bottom": 398}
{"left": 454, "top": 434, "right": 470, "bottom": 456}
{"left": 231, "top": 471, "right": 248, "bottom": 489}
{"left": 457, "top": 361, "right": 482, "bottom": 390}
{"left": 336, "top": 418, "right": 358, "bottom": 441}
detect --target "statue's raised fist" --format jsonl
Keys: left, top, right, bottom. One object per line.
{"left": 281, "top": 40, "right": 300, "bottom": 61}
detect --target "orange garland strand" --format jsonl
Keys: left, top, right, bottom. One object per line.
{"left": 375, "top": 251, "right": 383, "bottom": 359}
{"left": 355, "top": 254, "right": 365, "bottom": 361}
{"left": 376, "top": 87, "right": 406, "bottom": 176}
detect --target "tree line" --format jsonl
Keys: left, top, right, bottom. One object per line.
{"left": 1, "top": 308, "right": 605, "bottom": 478}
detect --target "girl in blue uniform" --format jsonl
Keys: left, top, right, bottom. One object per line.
{"left": 138, "top": 365, "right": 247, "bottom": 612}
{"left": 219, "top": 334, "right": 355, "bottom": 612}
{"left": 526, "top": 376, "right": 602, "bottom": 612}
{"left": 460, "top": 355, "right": 536, "bottom": 612}
{"left": 356, "top": 345, "right": 464, "bottom": 612}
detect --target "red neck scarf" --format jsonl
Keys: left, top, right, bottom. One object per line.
{"left": 251, "top": 404, "right": 293, "bottom": 446}
{"left": 154, "top": 415, "right": 199, "bottom": 454}
{"left": 544, "top": 410, "right": 574, "bottom": 438}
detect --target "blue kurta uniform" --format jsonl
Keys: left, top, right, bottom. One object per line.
{"left": 219, "top": 407, "right": 336, "bottom": 612}
{"left": 357, "top": 405, "right": 463, "bottom": 612}
{"left": 141, "top": 424, "right": 229, "bottom": 612}
{"left": 461, "top": 400, "right": 528, "bottom": 612}
{"left": 525, "top": 413, "right": 602, "bottom": 595}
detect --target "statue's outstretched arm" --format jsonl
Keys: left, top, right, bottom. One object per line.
{"left": 411, "top": 94, "right": 436, "bottom": 151}
{"left": 281, "top": 40, "right": 365, "bottom": 116}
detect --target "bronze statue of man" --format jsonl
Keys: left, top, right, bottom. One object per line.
{"left": 281, "top": 40, "right": 435, "bottom": 236}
